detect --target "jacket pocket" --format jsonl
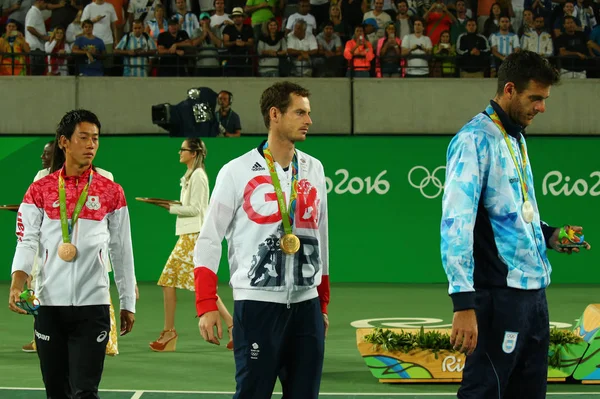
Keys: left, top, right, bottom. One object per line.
{"left": 98, "top": 249, "right": 110, "bottom": 287}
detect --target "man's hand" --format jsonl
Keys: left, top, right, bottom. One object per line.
{"left": 549, "top": 225, "right": 592, "bottom": 254}
{"left": 451, "top": 309, "right": 478, "bottom": 355}
{"left": 199, "top": 310, "right": 222, "bottom": 345}
{"left": 120, "top": 310, "right": 135, "bottom": 336}
{"left": 323, "top": 313, "right": 329, "bottom": 338}
{"left": 8, "top": 287, "right": 28, "bottom": 315}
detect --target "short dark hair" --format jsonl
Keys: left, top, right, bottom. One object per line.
{"left": 496, "top": 51, "right": 560, "bottom": 96}
{"left": 260, "top": 82, "right": 310, "bottom": 129}
{"left": 82, "top": 19, "right": 94, "bottom": 28}
{"left": 50, "top": 110, "right": 101, "bottom": 172}
{"left": 466, "top": 17, "right": 477, "bottom": 24}
{"left": 321, "top": 20, "right": 335, "bottom": 29}
{"left": 563, "top": 15, "right": 576, "bottom": 24}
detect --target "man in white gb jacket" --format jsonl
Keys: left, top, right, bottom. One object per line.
{"left": 195, "top": 81, "right": 330, "bottom": 399}
{"left": 8, "top": 110, "right": 136, "bottom": 399}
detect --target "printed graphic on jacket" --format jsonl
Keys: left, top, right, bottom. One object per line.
{"left": 247, "top": 227, "right": 321, "bottom": 288}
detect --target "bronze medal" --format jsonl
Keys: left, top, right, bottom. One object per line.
{"left": 58, "top": 242, "right": 77, "bottom": 262}
{"left": 280, "top": 233, "right": 300, "bottom": 255}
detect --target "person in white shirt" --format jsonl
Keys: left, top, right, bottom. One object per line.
{"left": 286, "top": 19, "right": 318, "bottom": 77}
{"left": 25, "top": 0, "right": 49, "bottom": 75}
{"left": 149, "top": 138, "right": 234, "bottom": 352}
{"left": 81, "top": 0, "right": 118, "bottom": 69}
{"left": 210, "top": 0, "right": 233, "bottom": 36}
{"left": 66, "top": 9, "right": 84, "bottom": 44}
{"left": 285, "top": 0, "right": 317, "bottom": 35}
{"left": 8, "top": 110, "right": 136, "bottom": 399}
{"left": 401, "top": 17, "right": 432, "bottom": 76}
{"left": 195, "top": 81, "right": 330, "bottom": 399}
{"left": 520, "top": 14, "right": 553, "bottom": 57}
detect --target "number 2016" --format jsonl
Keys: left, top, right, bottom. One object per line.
{"left": 325, "top": 170, "right": 390, "bottom": 195}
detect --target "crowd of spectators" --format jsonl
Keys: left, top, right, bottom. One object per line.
{"left": 1, "top": 0, "right": 599, "bottom": 77}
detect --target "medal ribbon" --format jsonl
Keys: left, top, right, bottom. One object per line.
{"left": 59, "top": 169, "right": 93, "bottom": 244}
{"left": 486, "top": 105, "right": 529, "bottom": 203}
{"left": 262, "top": 142, "right": 298, "bottom": 235}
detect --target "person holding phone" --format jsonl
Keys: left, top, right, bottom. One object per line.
{"left": 0, "top": 19, "right": 30, "bottom": 75}
{"left": 401, "top": 17, "right": 432, "bottom": 77}
{"left": 343, "top": 24, "right": 374, "bottom": 77}
{"left": 376, "top": 21, "right": 402, "bottom": 77}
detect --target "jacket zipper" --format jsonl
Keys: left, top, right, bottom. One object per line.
{"left": 71, "top": 177, "right": 79, "bottom": 306}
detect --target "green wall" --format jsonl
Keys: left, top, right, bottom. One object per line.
{"left": 0, "top": 136, "right": 598, "bottom": 284}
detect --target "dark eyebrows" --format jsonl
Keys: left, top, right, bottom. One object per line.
{"left": 528, "top": 95, "right": 547, "bottom": 101}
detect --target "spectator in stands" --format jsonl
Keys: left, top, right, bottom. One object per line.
{"left": 166, "top": 0, "right": 200, "bottom": 17}
{"left": 210, "top": 0, "right": 233, "bottom": 36}
{"left": 286, "top": 0, "right": 317, "bottom": 35}
{"left": 174, "top": 0, "right": 200, "bottom": 38}
{"left": 450, "top": 0, "right": 469, "bottom": 44}
{"left": 0, "top": 19, "right": 30, "bottom": 75}
{"left": 363, "top": 0, "right": 391, "bottom": 38}
{"left": 128, "top": 0, "right": 160, "bottom": 27}
{"left": 363, "top": 17, "right": 379, "bottom": 46}
{"left": 341, "top": 0, "right": 363, "bottom": 31}
{"left": 146, "top": 4, "right": 169, "bottom": 43}
{"left": 310, "top": 0, "right": 330, "bottom": 30}
{"left": 315, "top": 19, "right": 344, "bottom": 76}
{"left": 555, "top": 15, "right": 589, "bottom": 78}
{"left": 394, "top": 0, "right": 414, "bottom": 43}
{"left": 222, "top": 7, "right": 254, "bottom": 76}
{"left": 48, "top": 0, "right": 78, "bottom": 32}
{"left": 456, "top": 18, "right": 490, "bottom": 77}
{"left": 25, "top": 0, "right": 49, "bottom": 75}
{"left": 1, "top": 0, "right": 33, "bottom": 33}
{"left": 432, "top": 29, "right": 456, "bottom": 76}
{"left": 517, "top": 8, "right": 534, "bottom": 36}
{"left": 483, "top": 2, "right": 504, "bottom": 38}
{"left": 575, "top": 0, "right": 597, "bottom": 35}
{"left": 554, "top": 1, "right": 582, "bottom": 38}
{"left": 45, "top": 26, "right": 71, "bottom": 75}
{"left": 520, "top": 14, "right": 552, "bottom": 56}
{"left": 328, "top": 4, "right": 349, "bottom": 42}
{"left": 344, "top": 24, "right": 374, "bottom": 77}
{"left": 490, "top": 15, "right": 519, "bottom": 73}
{"left": 257, "top": 18, "right": 286, "bottom": 77}
{"left": 365, "top": 0, "right": 397, "bottom": 20}
{"left": 423, "top": 0, "right": 455, "bottom": 45}
{"left": 66, "top": 9, "right": 83, "bottom": 44}
{"left": 72, "top": 19, "right": 106, "bottom": 76}
{"left": 157, "top": 17, "right": 192, "bottom": 76}
{"left": 115, "top": 18, "right": 157, "bottom": 77}
{"left": 81, "top": 0, "right": 118, "bottom": 72}
{"left": 244, "top": 0, "right": 277, "bottom": 41}
{"left": 191, "top": 12, "right": 222, "bottom": 76}
{"left": 216, "top": 90, "right": 242, "bottom": 137}
{"left": 524, "top": 0, "right": 551, "bottom": 20}
{"left": 401, "top": 17, "right": 432, "bottom": 77}
{"left": 286, "top": 18, "right": 318, "bottom": 76}
{"left": 376, "top": 21, "right": 401, "bottom": 77}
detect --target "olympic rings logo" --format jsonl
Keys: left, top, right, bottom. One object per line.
{"left": 407, "top": 166, "right": 446, "bottom": 199}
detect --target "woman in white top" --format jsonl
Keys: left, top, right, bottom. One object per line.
{"left": 45, "top": 27, "right": 71, "bottom": 76}
{"left": 150, "top": 138, "right": 234, "bottom": 352}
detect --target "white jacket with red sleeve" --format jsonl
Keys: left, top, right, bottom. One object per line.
{"left": 11, "top": 166, "right": 137, "bottom": 313}
{"left": 193, "top": 142, "right": 330, "bottom": 316}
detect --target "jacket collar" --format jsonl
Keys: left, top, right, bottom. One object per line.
{"left": 488, "top": 100, "right": 524, "bottom": 139}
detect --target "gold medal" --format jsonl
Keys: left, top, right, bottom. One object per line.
{"left": 280, "top": 233, "right": 300, "bottom": 255}
{"left": 58, "top": 242, "right": 77, "bottom": 262}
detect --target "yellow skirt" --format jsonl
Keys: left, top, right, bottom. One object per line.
{"left": 106, "top": 298, "right": 119, "bottom": 356}
{"left": 157, "top": 233, "right": 199, "bottom": 291}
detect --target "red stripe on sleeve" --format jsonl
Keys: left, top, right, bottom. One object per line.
{"left": 194, "top": 267, "right": 219, "bottom": 316}
{"left": 317, "top": 274, "right": 330, "bottom": 314}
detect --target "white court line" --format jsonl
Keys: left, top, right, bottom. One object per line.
{"left": 1, "top": 387, "right": 600, "bottom": 396}
{"left": 130, "top": 391, "right": 144, "bottom": 399}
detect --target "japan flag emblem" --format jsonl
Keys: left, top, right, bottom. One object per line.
{"left": 86, "top": 196, "right": 101, "bottom": 211}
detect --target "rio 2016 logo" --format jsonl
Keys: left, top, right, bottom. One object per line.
{"left": 542, "top": 171, "right": 600, "bottom": 197}
{"left": 325, "top": 169, "right": 390, "bottom": 195}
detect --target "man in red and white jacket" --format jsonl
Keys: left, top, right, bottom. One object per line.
{"left": 195, "top": 81, "right": 330, "bottom": 399}
{"left": 8, "top": 109, "right": 136, "bottom": 399}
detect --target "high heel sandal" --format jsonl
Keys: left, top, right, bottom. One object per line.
{"left": 227, "top": 325, "right": 234, "bottom": 351}
{"left": 149, "top": 329, "right": 178, "bottom": 352}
